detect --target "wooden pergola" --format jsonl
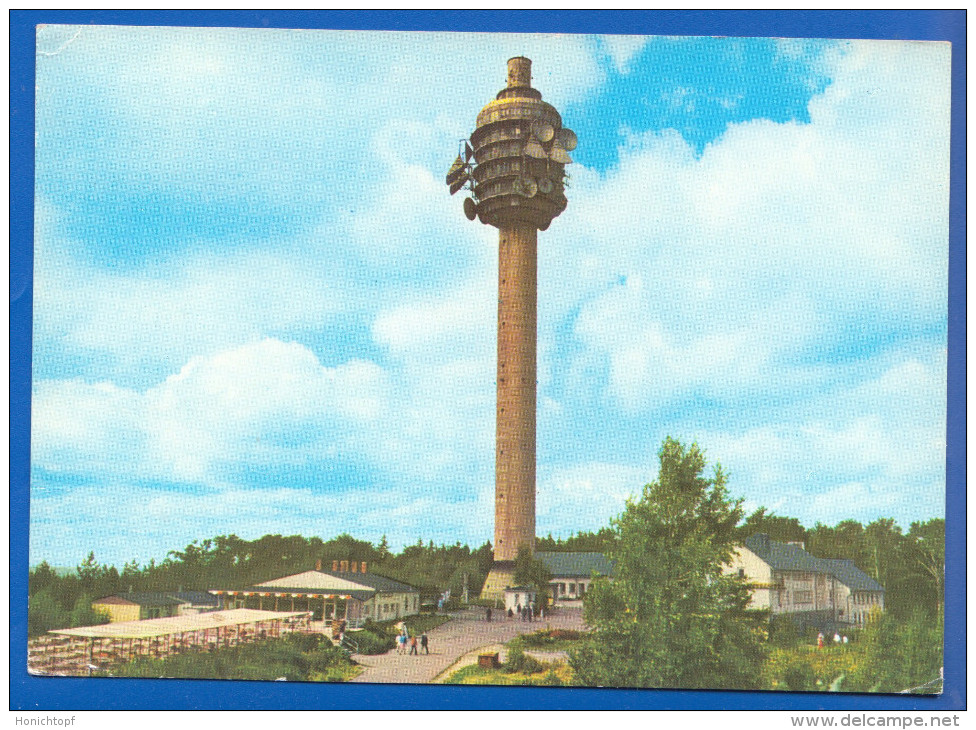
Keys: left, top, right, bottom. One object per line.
{"left": 32, "top": 608, "right": 309, "bottom": 676}
{"left": 210, "top": 589, "right": 368, "bottom": 624}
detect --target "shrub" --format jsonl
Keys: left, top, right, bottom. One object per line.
{"left": 783, "top": 661, "right": 817, "bottom": 692}
{"left": 286, "top": 631, "right": 324, "bottom": 653}
{"left": 505, "top": 640, "right": 543, "bottom": 674}
{"left": 350, "top": 629, "right": 395, "bottom": 655}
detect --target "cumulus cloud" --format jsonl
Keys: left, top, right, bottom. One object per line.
{"left": 545, "top": 39, "right": 948, "bottom": 417}
{"left": 33, "top": 338, "right": 392, "bottom": 486}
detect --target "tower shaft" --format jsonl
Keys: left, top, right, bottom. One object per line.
{"left": 494, "top": 223, "right": 537, "bottom": 563}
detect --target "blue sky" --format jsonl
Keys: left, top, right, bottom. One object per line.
{"left": 30, "top": 27, "right": 950, "bottom": 567}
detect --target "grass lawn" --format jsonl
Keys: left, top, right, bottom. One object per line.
{"left": 445, "top": 662, "right": 575, "bottom": 687}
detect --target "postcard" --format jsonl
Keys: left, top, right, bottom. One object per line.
{"left": 25, "top": 23, "right": 950, "bottom": 699}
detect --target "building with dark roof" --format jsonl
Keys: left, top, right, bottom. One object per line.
{"left": 728, "top": 533, "right": 885, "bottom": 629}
{"left": 536, "top": 551, "right": 613, "bottom": 602}
{"left": 92, "top": 592, "right": 187, "bottom": 623}
{"left": 211, "top": 561, "right": 421, "bottom": 628}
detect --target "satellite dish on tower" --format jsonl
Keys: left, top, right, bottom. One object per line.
{"left": 463, "top": 197, "right": 478, "bottom": 221}
{"left": 523, "top": 140, "right": 547, "bottom": 160}
{"left": 446, "top": 154, "right": 469, "bottom": 195}
{"left": 549, "top": 142, "right": 572, "bottom": 165}
{"left": 557, "top": 128, "right": 577, "bottom": 151}
{"left": 521, "top": 177, "right": 538, "bottom": 198}
{"left": 538, "top": 178, "right": 553, "bottom": 195}
{"left": 531, "top": 120, "right": 555, "bottom": 143}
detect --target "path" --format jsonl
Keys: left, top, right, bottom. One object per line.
{"left": 348, "top": 606, "right": 585, "bottom": 684}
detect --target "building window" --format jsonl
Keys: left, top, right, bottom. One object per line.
{"left": 559, "top": 583, "right": 566, "bottom": 596}
{"left": 404, "top": 597, "right": 409, "bottom": 610}
{"left": 795, "top": 591, "right": 813, "bottom": 604}
{"left": 738, "top": 568, "right": 745, "bottom": 578}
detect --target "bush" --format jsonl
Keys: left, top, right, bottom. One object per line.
{"left": 505, "top": 640, "right": 543, "bottom": 674}
{"left": 349, "top": 629, "right": 395, "bottom": 655}
{"left": 286, "top": 631, "right": 324, "bottom": 653}
{"left": 783, "top": 661, "right": 817, "bottom": 692}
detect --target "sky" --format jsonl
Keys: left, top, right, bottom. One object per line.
{"left": 29, "top": 27, "right": 950, "bottom": 568}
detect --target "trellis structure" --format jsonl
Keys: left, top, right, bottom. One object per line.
{"left": 30, "top": 608, "right": 309, "bottom": 676}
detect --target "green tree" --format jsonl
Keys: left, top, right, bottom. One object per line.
{"left": 28, "top": 588, "right": 70, "bottom": 636}
{"left": 569, "top": 437, "right": 766, "bottom": 689}
{"left": 738, "top": 507, "right": 807, "bottom": 543}
{"left": 69, "top": 594, "right": 110, "bottom": 628}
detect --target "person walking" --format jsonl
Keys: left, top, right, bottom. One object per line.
{"left": 420, "top": 632, "right": 429, "bottom": 655}
{"left": 409, "top": 635, "right": 418, "bottom": 656}
{"left": 397, "top": 633, "right": 407, "bottom": 655}
{"left": 486, "top": 607, "right": 492, "bottom": 622}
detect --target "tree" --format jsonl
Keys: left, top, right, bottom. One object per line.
{"left": 906, "top": 519, "right": 944, "bottom": 616}
{"left": 569, "top": 437, "right": 766, "bottom": 689}
{"left": 28, "top": 588, "right": 70, "bottom": 636}
{"left": 738, "top": 507, "right": 807, "bottom": 543}
{"left": 69, "top": 594, "right": 110, "bottom": 628}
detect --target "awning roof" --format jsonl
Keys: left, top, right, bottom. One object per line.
{"left": 50, "top": 608, "right": 307, "bottom": 640}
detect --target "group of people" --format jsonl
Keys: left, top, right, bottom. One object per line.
{"left": 816, "top": 631, "right": 849, "bottom": 648}
{"left": 394, "top": 621, "right": 429, "bottom": 656}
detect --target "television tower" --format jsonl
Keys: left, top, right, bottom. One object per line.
{"left": 446, "top": 57, "right": 576, "bottom": 598}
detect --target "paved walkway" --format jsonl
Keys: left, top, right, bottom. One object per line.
{"left": 348, "top": 607, "right": 585, "bottom": 684}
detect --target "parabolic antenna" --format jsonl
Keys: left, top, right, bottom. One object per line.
{"left": 523, "top": 140, "right": 548, "bottom": 160}
{"left": 463, "top": 197, "right": 478, "bottom": 221}
{"left": 538, "top": 178, "right": 553, "bottom": 194}
{"left": 511, "top": 177, "right": 525, "bottom": 196}
{"left": 531, "top": 120, "right": 555, "bottom": 143}
{"left": 549, "top": 143, "right": 572, "bottom": 165}
{"left": 520, "top": 176, "right": 538, "bottom": 198}
{"left": 557, "top": 128, "right": 578, "bottom": 151}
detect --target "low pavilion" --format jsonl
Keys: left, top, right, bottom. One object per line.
{"left": 33, "top": 608, "right": 308, "bottom": 676}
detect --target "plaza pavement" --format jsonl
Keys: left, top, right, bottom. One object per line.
{"left": 348, "top": 605, "right": 586, "bottom": 684}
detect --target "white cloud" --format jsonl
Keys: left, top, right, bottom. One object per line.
{"left": 546, "top": 39, "right": 949, "bottom": 415}
{"left": 600, "top": 35, "right": 650, "bottom": 74}
{"left": 537, "top": 462, "right": 648, "bottom": 537}
{"left": 32, "top": 338, "right": 393, "bottom": 486}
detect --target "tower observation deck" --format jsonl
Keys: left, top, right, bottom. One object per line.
{"left": 446, "top": 57, "right": 576, "bottom": 599}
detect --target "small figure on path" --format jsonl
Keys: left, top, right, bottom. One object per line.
{"left": 397, "top": 633, "right": 407, "bottom": 654}
{"left": 507, "top": 607, "right": 514, "bottom": 619}
{"left": 817, "top": 632, "right": 824, "bottom": 649}
{"left": 409, "top": 635, "right": 418, "bottom": 655}
{"left": 420, "top": 632, "right": 429, "bottom": 655}
{"left": 486, "top": 607, "right": 492, "bottom": 622}
{"left": 833, "top": 633, "right": 841, "bottom": 644}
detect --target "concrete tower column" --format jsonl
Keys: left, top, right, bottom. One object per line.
{"left": 495, "top": 223, "right": 537, "bottom": 562}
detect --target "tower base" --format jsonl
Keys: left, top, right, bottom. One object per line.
{"left": 480, "top": 561, "right": 517, "bottom": 601}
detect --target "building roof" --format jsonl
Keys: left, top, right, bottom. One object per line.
{"left": 744, "top": 534, "right": 884, "bottom": 592}
{"left": 249, "top": 569, "right": 418, "bottom": 597}
{"left": 93, "top": 592, "right": 185, "bottom": 608}
{"left": 51, "top": 609, "right": 307, "bottom": 640}
{"left": 252, "top": 570, "right": 370, "bottom": 592}
{"left": 536, "top": 552, "right": 613, "bottom": 578}
{"left": 171, "top": 591, "right": 219, "bottom": 606}
{"left": 824, "top": 558, "right": 885, "bottom": 593}
{"left": 330, "top": 571, "right": 418, "bottom": 594}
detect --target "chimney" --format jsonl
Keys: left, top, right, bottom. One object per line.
{"left": 340, "top": 560, "right": 349, "bottom": 572}
{"left": 360, "top": 561, "right": 367, "bottom": 574}
{"left": 315, "top": 559, "right": 322, "bottom": 571}
{"left": 332, "top": 560, "right": 339, "bottom": 572}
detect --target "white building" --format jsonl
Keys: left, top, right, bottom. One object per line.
{"left": 727, "top": 534, "right": 885, "bottom": 628}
